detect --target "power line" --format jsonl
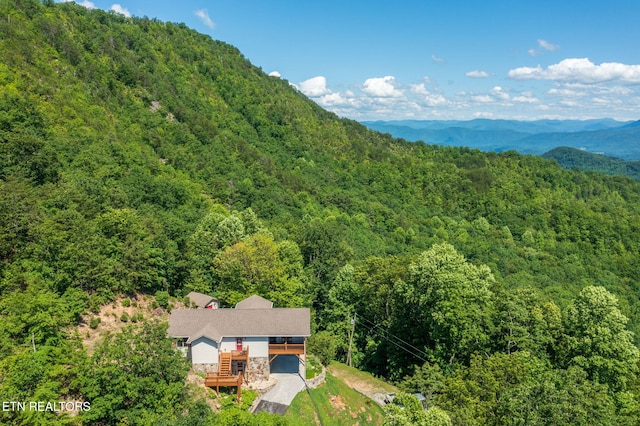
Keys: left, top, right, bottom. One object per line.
{"left": 355, "top": 313, "right": 431, "bottom": 360}
{"left": 353, "top": 314, "right": 430, "bottom": 364}
{"left": 355, "top": 319, "right": 429, "bottom": 364}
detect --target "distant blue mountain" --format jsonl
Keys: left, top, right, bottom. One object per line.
{"left": 362, "top": 119, "right": 640, "bottom": 160}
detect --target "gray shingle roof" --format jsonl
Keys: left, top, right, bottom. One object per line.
{"left": 168, "top": 308, "right": 311, "bottom": 343}
{"left": 168, "top": 295, "right": 310, "bottom": 343}
{"left": 186, "top": 291, "right": 219, "bottom": 308}
{"left": 235, "top": 294, "right": 273, "bottom": 309}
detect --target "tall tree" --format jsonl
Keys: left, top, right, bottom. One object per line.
{"left": 561, "top": 286, "right": 639, "bottom": 391}
{"left": 79, "top": 321, "right": 208, "bottom": 425}
{"left": 392, "top": 243, "right": 495, "bottom": 366}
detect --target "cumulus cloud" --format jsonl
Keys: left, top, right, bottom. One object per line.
{"left": 299, "top": 76, "right": 331, "bottom": 97}
{"left": 468, "top": 86, "right": 510, "bottom": 104}
{"left": 471, "top": 95, "right": 493, "bottom": 103}
{"left": 513, "top": 95, "right": 539, "bottom": 103}
{"left": 317, "top": 91, "right": 361, "bottom": 108}
{"left": 268, "top": 71, "right": 281, "bottom": 78}
{"left": 110, "top": 4, "right": 130, "bottom": 17}
{"left": 551, "top": 82, "right": 634, "bottom": 97}
{"left": 490, "top": 86, "right": 510, "bottom": 101}
{"left": 538, "top": 39, "right": 559, "bottom": 52}
{"left": 195, "top": 9, "right": 215, "bottom": 29}
{"left": 410, "top": 83, "right": 447, "bottom": 106}
{"left": 64, "top": 0, "right": 96, "bottom": 9}
{"left": 362, "top": 76, "right": 403, "bottom": 97}
{"left": 508, "top": 58, "right": 640, "bottom": 83}
{"left": 466, "top": 70, "right": 490, "bottom": 78}
{"left": 432, "top": 54, "right": 446, "bottom": 63}
{"left": 299, "top": 69, "right": 640, "bottom": 120}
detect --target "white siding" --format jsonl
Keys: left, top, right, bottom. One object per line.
{"left": 244, "top": 337, "right": 269, "bottom": 357}
{"left": 219, "top": 336, "right": 269, "bottom": 358}
{"left": 191, "top": 337, "right": 218, "bottom": 364}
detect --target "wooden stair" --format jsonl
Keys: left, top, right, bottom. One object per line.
{"left": 219, "top": 352, "right": 231, "bottom": 376}
{"left": 205, "top": 352, "right": 243, "bottom": 402}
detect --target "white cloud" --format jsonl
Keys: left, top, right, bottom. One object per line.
{"left": 317, "top": 92, "right": 360, "bottom": 108}
{"left": 471, "top": 95, "right": 493, "bottom": 103}
{"left": 547, "top": 87, "right": 583, "bottom": 97}
{"left": 592, "top": 97, "right": 616, "bottom": 105}
{"left": 538, "top": 39, "right": 559, "bottom": 52}
{"left": 467, "top": 86, "right": 510, "bottom": 104}
{"left": 508, "top": 58, "right": 640, "bottom": 83}
{"left": 195, "top": 9, "right": 215, "bottom": 29}
{"left": 299, "top": 67, "right": 640, "bottom": 121}
{"left": 513, "top": 95, "right": 539, "bottom": 103}
{"left": 110, "top": 4, "right": 130, "bottom": 17}
{"left": 299, "top": 76, "right": 331, "bottom": 97}
{"left": 490, "top": 86, "right": 510, "bottom": 101}
{"left": 466, "top": 70, "right": 490, "bottom": 78}
{"left": 529, "top": 39, "right": 559, "bottom": 57}
{"left": 362, "top": 76, "right": 403, "bottom": 97}
{"left": 473, "top": 111, "right": 495, "bottom": 118}
{"left": 268, "top": 71, "right": 281, "bottom": 78}
{"left": 432, "top": 54, "right": 446, "bottom": 63}
{"left": 410, "top": 83, "right": 447, "bottom": 106}
{"left": 425, "top": 94, "right": 447, "bottom": 106}
{"left": 65, "top": 0, "right": 95, "bottom": 9}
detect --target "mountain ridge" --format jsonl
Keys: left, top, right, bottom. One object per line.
{"left": 363, "top": 119, "right": 640, "bottom": 160}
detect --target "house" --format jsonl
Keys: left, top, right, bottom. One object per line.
{"left": 168, "top": 294, "right": 310, "bottom": 382}
{"left": 186, "top": 291, "right": 220, "bottom": 309}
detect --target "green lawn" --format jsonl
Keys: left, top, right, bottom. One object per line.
{"left": 326, "top": 363, "right": 398, "bottom": 395}
{"left": 284, "top": 372, "right": 386, "bottom": 426}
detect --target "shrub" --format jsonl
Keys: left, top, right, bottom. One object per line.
{"left": 155, "top": 291, "right": 169, "bottom": 308}
{"left": 89, "top": 317, "right": 101, "bottom": 329}
{"left": 120, "top": 312, "right": 129, "bottom": 322}
{"left": 121, "top": 299, "right": 131, "bottom": 307}
{"left": 306, "top": 355, "right": 322, "bottom": 379}
{"left": 307, "top": 331, "right": 337, "bottom": 366}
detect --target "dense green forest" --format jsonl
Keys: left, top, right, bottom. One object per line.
{"left": 543, "top": 146, "right": 640, "bottom": 182}
{"left": 1, "top": 1, "right": 639, "bottom": 424}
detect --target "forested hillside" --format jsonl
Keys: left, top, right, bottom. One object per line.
{"left": 1, "top": 1, "right": 639, "bottom": 424}
{"left": 543, "top": 147, "right": 640, "bottom": 182}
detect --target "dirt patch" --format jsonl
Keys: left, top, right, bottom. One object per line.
{"left": 77, "top": 293, "right": 171, "bottom": 354}
{"left": 329, "top": 394, "right": 346, "bottom": 411}
{"left": 327, "top": 365, "right": 389, "bottom": 395}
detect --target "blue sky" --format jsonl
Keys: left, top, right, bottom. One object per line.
{"left": 62, "top": 1, "right": 640, "bottom": 121}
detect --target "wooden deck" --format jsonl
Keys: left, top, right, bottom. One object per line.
{"left": 269, "top": 342, "right": 305, "bottom": 355}
{"left": 204, "top": 372, "right": 243, "bottom": 388}
{"left": 205, "top": 372, "right": 243, "bottom": 401}
{"left": 231, "top": 349, "right": 249, "bottom": 361}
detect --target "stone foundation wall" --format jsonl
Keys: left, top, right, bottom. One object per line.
{"left": 193, "top": 363, "right": 218, "bottom": 374}
{"left": 248, "top": 357, "right": 270, "bottom": 382}
{"left": 193, "top": 357, "right": 270, "bottom": 382}
{"left": 306, "top": 366, "right": 326, "bottom": 389}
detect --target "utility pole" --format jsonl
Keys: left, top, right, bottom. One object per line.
{"left": 346, "top": 313, "right": 356, "bottom": 367}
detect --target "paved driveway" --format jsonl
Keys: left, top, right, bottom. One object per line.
{"left": 252, "top": 372, "right": 306, "bottom": 415}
